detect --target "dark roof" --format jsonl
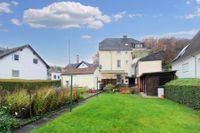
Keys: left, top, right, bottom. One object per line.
{"left": 173, "top": 31, "right": 200, "bottom": 62}
{"left": 0, "top": 45, "right": 49, "bottom": 68}
{"left": 139, "top": 50, "right": 162, "bottom": 61}
{"left": 62, "top": 67, "right": 97, "bottom": 75}
{"left": 65, "top": 61, "right": 96, "bottom": 69}
{"left": 139, "top": 71, "right": 176, "bottom": 78}
{"left": 99, "top": 36, "right": 144, "bottom": 51}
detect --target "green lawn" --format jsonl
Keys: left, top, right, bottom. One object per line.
{"left": 32, "top": 94, "right": 200, "bottom": 133}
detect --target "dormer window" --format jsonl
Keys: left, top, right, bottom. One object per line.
{"left": 14, "top": 54, "right": 19, "bottom": 61}
{"left": 135, "top": 44, "right": 143, "bottom": 48}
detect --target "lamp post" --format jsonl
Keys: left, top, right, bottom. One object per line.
{"left": 97, "top": 65, "right": 102, "bottom": 96}
{"left": 70, "top": 74, "right": 73, "bottom": 112}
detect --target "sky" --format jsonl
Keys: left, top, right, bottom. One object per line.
{"left": 0, "top": 0, "right": 200, "bottom": 66}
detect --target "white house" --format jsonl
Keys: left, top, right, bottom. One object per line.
{"left": 61, "top": 61, "right": 99, "bottom": 89}
{"left": 48, "top": 66, "right": 62, "bottom": 80}
{"left": 0, "top": 45, "right": 49, "bottom": 80}
{"left": 172, "top": 31, "right": 200, "bottom": 78}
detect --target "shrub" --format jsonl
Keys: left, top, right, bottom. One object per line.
{"left": 130, "top": 89, "right": 135, "bottom": 94}
{"left": 0, "top": 114, "right": 19, "bottom": 133}
{"left": 57, "top": 89, "right": 69, "bottom": 106}
{"left": 105, "top": 84, "right": 115, "bottom": 93}
{"left": 87, "top": 89, "right": 96, "bottom": 93}
{"left": 78, "top": 88, "right": 88, "bottom": 94}
{"left": 5, "top": 90, "right": 31, "bottom": 118}
{"left": 165, "top": 79, "right": 200, "bottom": 110}
{"left": 0, "top": 79, "right": 61, "bottom": 91}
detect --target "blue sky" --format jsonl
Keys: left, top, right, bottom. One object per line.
{"left": 0, "top": 0, "right": 200, "bottom": 66}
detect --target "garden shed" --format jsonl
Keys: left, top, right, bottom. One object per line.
{"left": 138, "top": 71, "right": 176, "bottom": 96}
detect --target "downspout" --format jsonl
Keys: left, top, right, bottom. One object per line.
{"left": 192, "top": 55, "right": 197, "bottom": 78}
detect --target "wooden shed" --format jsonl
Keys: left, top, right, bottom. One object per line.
{"left": 138, "top": 71, "right": 176, "bottom": 96}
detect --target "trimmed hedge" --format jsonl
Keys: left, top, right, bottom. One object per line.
{"left": 0, "top": 79, "right": 61, "bottom": 90}
{"left": 165, "top": 79, "right": 200, "bottom": 110}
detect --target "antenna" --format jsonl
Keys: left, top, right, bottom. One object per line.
{"left": 68, "top": 40, "right": 71, "bottom": 64}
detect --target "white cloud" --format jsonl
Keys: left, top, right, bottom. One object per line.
{"left": 23, "top": 1, "right": 111, "bottom": 29}
{"left": 0, "top": 2, "right": 12, "bottom": 14}
{"left": 128, "top": 13, "right": 143, "bottom": 19}
{"left": 11, "top": 1, "right": 19, "bottom": 6}
{"left": 113, "top": 11, "right": 126, "bottom": 21}
{"left": 145, "top": 29, "right": 198, "bottom": 38}
{"left": 184, "top": 7, "right": 200, "bottom": 19}
{"left": 11, "top": 18, "right": 22, "bottom": 26}
{"left": 197, "top": 0, "right": 200, "bottom": 4}
{"left": 81, "top": 35, "right": 92, "bottom": 39}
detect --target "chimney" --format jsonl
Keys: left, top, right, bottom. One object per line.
{"left": 76, "top": 55, "right": 79, "bottom": 63}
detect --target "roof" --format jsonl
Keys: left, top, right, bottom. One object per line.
{"left": 99, "top": 36, "right": 144, "bottom": 51}
{"left": 65, "top": 61, "right": 97, "bottom": 69}
{"left": 0, "top": 45, "right": 50, "bottom": 68}
{"left": 173, "top": 31, "right": 200, "bottom": 63}
{"left": 62, "top": 67, "right": 97, "bottom": 75}
{"left": 139, "top": 50, "right": 163, "bottom": 61}
{"left": 139, "top": 71, "right": 176, "bottom": 78}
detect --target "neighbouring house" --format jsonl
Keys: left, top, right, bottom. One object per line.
{"left": 99, "top": 35, "right": 149, "bottom": 88}
{"left": 48, "top": 66, "right": 62, "bottom": 80}
{"left": 172, "top": 31, "right": 200, "bottom": 78}
{"left": 0, "top": 45, "right": 49, "bottom": 80}
{"left": 61, "top": 60, "right": 99, "bottom": 89}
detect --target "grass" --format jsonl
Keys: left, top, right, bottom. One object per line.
{"left": 32, "top": 94, "right": 200, "bottom": 133}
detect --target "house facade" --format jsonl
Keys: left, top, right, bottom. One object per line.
{"left": 61, "top": 61, "right": 99, "bottom": 89}
{"left": 0, "top": 45, "right": 49, "bottom": 80}
{"left": 172, "top": 31, "right": 200, "bottom": 78}
{"left": 48, "top": 66, "right": 62, "bottom": 80}
{"left": 99, "top": 35, "right": 149, "bottom": 87}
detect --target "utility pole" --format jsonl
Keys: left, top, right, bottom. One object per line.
{"left": 68, "top": 40, "right": 71, "bottom": 64}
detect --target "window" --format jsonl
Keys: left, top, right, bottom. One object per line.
{"left": 12, "top": 70, "right": 20, "bottom": 77}
{"left": 117, "top": 51, "right": 121, "bottom": 54}
{"left": 117, "top": 60, "right": 121, "bottom": 68}
{"left": 14, "top": 54, "right": 19, "bottom": 61}
{"left": 54, "top": 75, "right": 56, "bottom": 79}
{"left": 33, "top": 59, "right": 38, "bottom": 64}
{"left": 182, "top": 63, "right": 189, "bottom": 73}
{"left": 125, "top": 60, "right": 128, "bottom": 65}
{"left": 57, "top": 76, "right": 60, "bottom": 79}
{"left": 125, "top": 51, "right": 128, "bottom": 54}
{"left": 135, "top": 44, "right": 143, "bottom": 48}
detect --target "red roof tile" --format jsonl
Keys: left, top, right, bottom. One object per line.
{"left": 62, "top": 67, "right": 97, "bottom": 75}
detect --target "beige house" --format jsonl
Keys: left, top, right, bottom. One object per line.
{"left": 99, "top": 35, "right": 149, "bottom": 87}
{"left": 61, "top": 61, "right": 99, "bottom": 89}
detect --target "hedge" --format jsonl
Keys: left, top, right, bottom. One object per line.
{"left": 0, "top": 79, "right": 61, "bottom": 91}
{"left": 165, "top": 79, "right": 200, "bottom": 110}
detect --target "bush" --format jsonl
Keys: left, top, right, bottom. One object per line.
{"left": 0, "top": 79, "right": 61, "bottom": 91}
{"left": 130, "top": 89, "right": 135, "bottom": 94}
{"left": 105, "top": 84, "right": 115, "bottom": 93}
{"left": 78, "top": 88, "right": 88, "bottom": 94}
{"left": 165, "top": 79, "right": 200, "bottom": 110}
{"left": 0, "top": 107, "right": 19, "bottom": 133}
{"left": 5, "top": 90, "right": 31, "bottom": 118}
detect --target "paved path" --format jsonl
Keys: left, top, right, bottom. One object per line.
{"left": 14, "top": 93, "right": 100, "bottom": 133}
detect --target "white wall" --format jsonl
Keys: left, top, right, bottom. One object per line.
{"left": 172, "top": 52, "right": 200, "bottom": 78}
{"left": 51, "top": 72, "right": 61, "bottom": 80}
{"left": 136, "top": 60, "right": 162, "bottom": 77}
{"left": 0, "top": 47, "right": 48, "bottom": 80}
{"left": 61, "top": 69, "right": 99, "bottom": 90}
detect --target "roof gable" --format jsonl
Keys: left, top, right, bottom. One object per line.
{"left": 0, "top": 45, "right": 49, "bottom": 68}
{"left": 173, "top": 31, "right": 200, "bottom": 62}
